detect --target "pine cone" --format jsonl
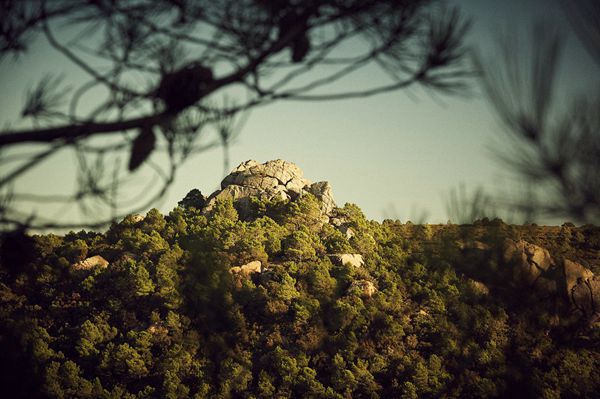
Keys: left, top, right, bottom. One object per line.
{"left": 156, "top": 63, "right": 213, "bottom": 113}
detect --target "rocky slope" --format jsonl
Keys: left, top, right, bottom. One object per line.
{"left": 189, "top": 159, "right": 600, "bottom": 328}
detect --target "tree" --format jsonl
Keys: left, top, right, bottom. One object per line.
{"left": 0, "top": 0, "right": 470, "bottom": 230}
{"left": 474, "top": 0, "right": 600, "bottom": 224}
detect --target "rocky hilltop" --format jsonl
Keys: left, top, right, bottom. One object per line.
{"left": 181, "top": 159, "right": 600, "bottom": 328}
{"left": 191, "top": 159, "right": 336, "bottom": 220}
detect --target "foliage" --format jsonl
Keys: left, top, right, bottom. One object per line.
{"left": 1, "top": 196, "right": 599, "bottom": 398}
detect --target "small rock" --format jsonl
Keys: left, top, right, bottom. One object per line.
{"left": 349, "top": 280, "right": 377, "bottom": 297}
{"left": 328, "top": 254, "right": 364, "bottom": 268}
{"left": 339, "top": 225, "right": 355, "bottom": 240}
{"left": 230, "top": 260, "right": 262, "bottom": 276}
{"left": 130, "top": 214, "right": 145, "bottom": 223}
{"left": 72, "top": 255, "right": 109, "bottom": 271}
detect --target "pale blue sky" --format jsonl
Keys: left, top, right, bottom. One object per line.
{"left": 1, "top": 0, "right": 597, "bottom": 227}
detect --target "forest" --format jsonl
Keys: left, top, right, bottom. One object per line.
{"left": 1, "top": 1, "right": 599, "bottom": 396}
{"left": 1, "top": 188, "right": 599, "bottom": 398}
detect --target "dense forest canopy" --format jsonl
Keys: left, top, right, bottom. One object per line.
{"left": 1, "top": 160, "right": 599, "bottom": 398}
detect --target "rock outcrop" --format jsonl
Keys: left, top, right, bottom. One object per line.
{"left": 203, "top": 159, "right": 336, "bottom": 220}
{"left": 463, "top": 238, "right": 600, "bottom": 326}
{"left": 565, "top": 261, "right": 598, "bottom": 319}
{"left": 328, "top": 254, "right": 364, "bottom": 268}
{"left": 503, "top": 239, "right": 554, "bottom": 286}
{"left": 564, "top": 259, "right": 594, "bottom": 295}
{"left": 72, "top": 255, "right": 109, "bottom": 271}
{"left": 230, "top": 260, "right": 263, "bottom": 276}
{"left": 306, "top": 181, "right": 335, "bottom": 216}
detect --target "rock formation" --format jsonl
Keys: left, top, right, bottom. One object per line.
{"left": 565, "top": 260, "right": 598, "bottom": 319}
{"left": 503, "top": 239, "right": 554, "bottom": 286}
{"left": 328, "top": 254, "right": 364, "bottom": 268}
{"left": 72, "top": 255, "right": 109, "bottom": 271}
{"left": 202, "top": 159, "right": 336, "bottom": 220}
{"left": 230, "top": 260, "right": 263, "bottom": 276}
{"left": 464, "top": 238, "right": 600, "bottom": 326}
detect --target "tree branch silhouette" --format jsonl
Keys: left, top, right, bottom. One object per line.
{"left": 0, "top": 0, "right": 471, "bottom": 231}
{"left": 475, "top": 1, "right": 600, "bottom": 224}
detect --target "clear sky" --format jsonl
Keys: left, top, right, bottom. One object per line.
{"left": 1, "top": 0, "right": 597, "bottom": 228}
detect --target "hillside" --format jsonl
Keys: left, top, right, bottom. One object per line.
{"left": 1, "top": 160, "right": 599, "bottom": 398}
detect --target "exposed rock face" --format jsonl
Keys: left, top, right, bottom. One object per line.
{"left": 307, "top": 181, "right": 335, "bottom": 216}
{"left": 565, "top": 261, "right": 598, "bottom": 319}
{"left": 564, "top": 259, "right": 594, "bottom": 294}
{"left": 349, "top": 280, "right": 377, "bottom": 297}
{"left": 230, "top": 260, "right": 263, "bottom": 276}
{"left": 72, "top": 255, "right": 109, "bottom": 271}
{"left": 503, "top": 239, "right": 554, "bottom": 286}
{"left": 502, "top": 240, "right": 599, "bottom": 314}
{"left": 463, "top": 238, "right": 600, "bottom": 325}
{"left": 203, "top": 159, "right": 336, "bottom": 219}
{"left": 328, "top": 254, "right": 364, "bottom": 268}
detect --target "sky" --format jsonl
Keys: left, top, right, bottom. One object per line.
{"left": 1, "top": 0, "right": 597, "bottom": 229}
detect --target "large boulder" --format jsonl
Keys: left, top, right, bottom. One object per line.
{"left": 463, "top": 238, "right": 600, "bottom": 326}
{"left": 307, "top": 181, "right": 336, "bottom": 216}
{"left": 563, "top": 259, "right": 594, "bottom": 294}
{"left": 203, "top": 159, "right": 336, "bottom": 219}
{"left": 503, "top": 239, "right": 554, "bottom": 286}
{"left": 563, "top": 260, "right": 597, "bottom": 319}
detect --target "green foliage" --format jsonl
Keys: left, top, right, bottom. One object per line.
{"left": 1, "top": 195, "right": 599, "bottom": 398}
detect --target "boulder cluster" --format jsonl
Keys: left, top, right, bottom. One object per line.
{"left": 497, "top": 239, "right": 599, "bottom": 325}
{"left": 202, "top": 159, "right": 335, "bottom": 220}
